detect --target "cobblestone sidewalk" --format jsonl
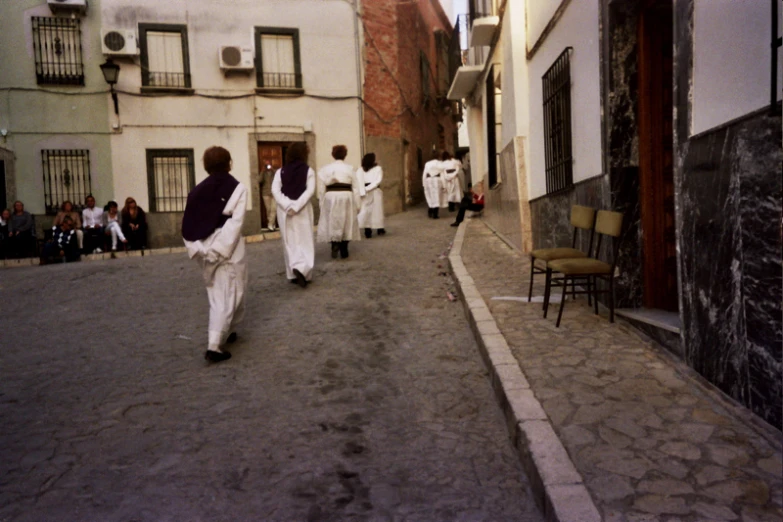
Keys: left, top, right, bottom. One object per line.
{"left": 456, "top": 219, "right": 782, "bottom": 521}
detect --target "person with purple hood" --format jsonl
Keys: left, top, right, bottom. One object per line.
{"left": 271, "top": 142, "right": 316, "bottom": 288}
{"left": 182, "top": 146, "right": 248, "bottom": 363}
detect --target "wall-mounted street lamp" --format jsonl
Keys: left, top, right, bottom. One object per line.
{"left": 100, "top": 59, "right": 120, "bottom": 116}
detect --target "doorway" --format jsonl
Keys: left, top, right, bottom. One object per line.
{"left": 0, "top": 160, "right": 6, "bottom": 211}
{"left": 637, "top": 0, "right": 678, "bottom": 311}
{"left": 257, "top": 142, "right": 288, "bottom": 229}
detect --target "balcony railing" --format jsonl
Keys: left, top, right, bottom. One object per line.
{"left": 260, "top": 72, "right": 302, "bottom": 89}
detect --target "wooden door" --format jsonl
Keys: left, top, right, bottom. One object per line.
{"left": 638, "top": 0, "right": 678, "bottom": 311}
{"left": 257, "top": 143, "right": 286, "bottom": 228}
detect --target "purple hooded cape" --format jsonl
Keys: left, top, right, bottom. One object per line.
{"left": 280, "top": 160, "right": 309, "bottom": 200}
{"left": 181, "top": 171, "right": 239, "bottom": 241}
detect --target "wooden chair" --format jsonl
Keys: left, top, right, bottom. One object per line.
{"left": 544, "top": 210, "right": 624, "bottom": 327}
{"left": 527, "top": 205, "right": 596, "bottom": 305}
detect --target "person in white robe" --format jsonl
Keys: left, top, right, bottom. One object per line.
{"left": 271, "top": 142, "right": 316, "bottom": 288}
{"left": 317, "top": 145, "right": 363, "bottom": 259}
{"left": 182, "top": 146, "right": 247, "bottom": 363}
{"left": 357, "top": 153, "right": 385, "bottom": 238}
{"left": 441, "top": 151, "right": 463, "bottom": 212}
{"left": 422, "top": 155, "right": 445, "bottom": 219}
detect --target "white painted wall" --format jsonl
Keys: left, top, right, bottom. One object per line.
{"left": 692, "top": 0, "right": 781, "bottom": 135}
{"left": 526, "top": 0, "right": 562, "bottom": 51}
{"left": 527, "top": 0, "right": 601, "bottom": 199}
{"left": 101, "top": 0, "right": 362, "bottom": 210}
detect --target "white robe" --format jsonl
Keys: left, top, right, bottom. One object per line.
{"left": 316, "top": 160, "right": 363, "bottom": 243}
{"left": 184, "top": 182, "right": 248, "bottom": 351}
{"left": 357, "top": 165, "right": 385, "bottom": 229}
{"left": 442, "top": 159, "right": 463, "bottom": 204}
{"left": 272, "top": 166, "right": 316, "bottom": 281}
{"left": 422, "top": 159, "right": 446, "bottom": 209}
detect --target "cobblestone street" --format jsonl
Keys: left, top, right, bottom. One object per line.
{"left": 0, "top": 209, "right": 543, "bottom": 521}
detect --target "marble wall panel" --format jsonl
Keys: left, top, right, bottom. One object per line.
{"left": 529, "top": 175, "right": 611, "bottom": 256}
{"left": 679, "top": 111, "right": 782, "bottom": 430}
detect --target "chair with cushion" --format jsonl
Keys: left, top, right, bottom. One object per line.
{"left": 544, "top": 210, "right": 624, "bottom": 327}
{"left": 527, "top": 205, "right": 596, "bottom": 305}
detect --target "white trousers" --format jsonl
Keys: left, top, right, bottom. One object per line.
{"left": 105, "top": 222, "right": 126, "bottom": 249}
{"left": 207, "top": 259, "right": 247, "bottom": 351}
{"left": 263, "top": 195, "right": 276, "bottom": 229}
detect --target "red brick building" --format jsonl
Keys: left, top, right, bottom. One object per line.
{"left": 361, "top": 0, "right": 458, "bottom": 213}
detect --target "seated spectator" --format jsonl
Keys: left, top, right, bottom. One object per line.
{"left": 121, "top": 197, "right": 148, "bottom": 250}
{"left": 81, "top": 195, "right": 104, "bottom": 254}
{"left": 450, "top": 181, "right": 485, "bottom": 227}
{"left": 103, "top": 200, "right": 128, "bottom": 252}
{"left": 54, "top": 200, "right": 83, "bottom": 253}
{"left": 40, "top": 216, "right": 79, "bottom": 264}
{"left": 8, "top": 200, "right": 35, "bottom": 258}
{"left": 0, "top": 208, "right": 10, "bottom": 259}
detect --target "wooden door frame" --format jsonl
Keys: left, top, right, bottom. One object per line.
{"left": 637, "top": 0, "right": 677, "bottom": 311}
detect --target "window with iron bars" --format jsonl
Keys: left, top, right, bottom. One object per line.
{"left": 32, "top": 17, "right": 85, "bottom": 86}
{"left": 139, "top": 24, "right": 191, "bottom": 89}
{"left": 42, "top": 149, "right": 92, "bottom": 215}
{"left": 542, "top": 48, "right": 573, "bottom": 194}
{"left": 146, "top": 149, "right": 195, "bottom": 212}
{"left": 255, "top": 27, "right": 302, "bottom": 89}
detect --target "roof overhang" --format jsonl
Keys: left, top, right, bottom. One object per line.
{"left": 470, "top": 16, "right": 499, "bottom": 47}
{"left": 447, "top": 65, "right": 483, "bottom": 100}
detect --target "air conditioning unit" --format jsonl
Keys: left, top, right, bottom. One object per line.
{"left": 47, "top": 0, "right": 88, "bottom": 14}
{"left": 101, "top": 29, "right": 138, "bottom": 56}
{"left": 219, "top": 46, "right": 254, "bottom": 72}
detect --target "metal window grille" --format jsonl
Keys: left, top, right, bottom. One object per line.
{"left": 256, "top": 30, "right": 302, "bottom": 89}
{"left": 42, "top": 149, "right": 92, "bottom": 215}
{"left": 421, "top": 51, "right": 431, "bottom": 104}
{"left": 140, "top": 25, "right": 191, "bottom": 89}
{"left": 146, "top": 150, "right": 195, "bottom": 212}
{"left": 32, "top": 17, "right": 84, "bottom": 86}
{"left": 542, "top": 48, "right": 573, "bottom": 194}
{"left": 261, "top": 72, "right": 301, "bottom": 88}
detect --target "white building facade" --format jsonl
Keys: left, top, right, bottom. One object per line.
{"left": 448, "top": 0, "right": 782, "bottom": 430}
{"left": 1, "top": 0, "right": 364, "bottom": 245}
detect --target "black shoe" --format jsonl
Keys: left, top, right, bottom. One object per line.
{"left": 339, "top": 241, "right": 349, "bottom": 259}
{"left": 364, "top": 228, "right": 372, "bottom": 239}
{"left": 427, "top": 208, "right": 433, "bottom": 218}
{"left": 331, "top": 242, "right": 339, "bottom": 259}
{"left": 377, "top": 229, "right": 386, "bottom": 236}
{"left": 293, "top": 269, "right": 308, "bottom": 288}
{"left": 290, "top": 278, "right": 299, "bottom": 284}
{"left": 433, "top": 208, "right": 439, "bottom": 219}
{"left": 227, "top": 332, "right": 238, "bottom": 344}
{"left": 205, "top": 350, "right": 231, "bottom": 363}
{"left": 450, "top": 222, "right": 459, "bottom": 227}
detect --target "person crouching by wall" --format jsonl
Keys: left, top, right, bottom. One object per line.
{"left": 54, "top": 201, "right": 83, "bottom": 254}
{"left": 272, "top": 142, "right": 316, "bottom": 288}
{"left": 41, "top": 216, "right": 79, "bottom": 264}
{"left": 121, "top": 197, "right": 148, "bottom": 251}
{"left": 103, "top": 201, "right": 128, "bottom": 253}
{"left": 317, "top": 144, "right": 362, "bottom": 259}
{"left": 82, "top": 195, "right": 104, "bottom": 254}
{"left": 182, "top": 146, "right": 248, "bottom": 364}
{"left": 357, "top": 153, "right": 385, "bottom": 238}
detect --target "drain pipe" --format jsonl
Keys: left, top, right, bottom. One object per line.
{"left": 353, "top": 0, "right": 366, "bottom": 155}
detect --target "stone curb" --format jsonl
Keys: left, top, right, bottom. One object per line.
{"left": 449, "top": 222, "right": 602, "bottom": 522}
{"left": 0, "top": 232, "right": 281, "bottom": 269}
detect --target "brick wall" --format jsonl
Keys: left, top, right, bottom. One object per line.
{"left": 362, "top": 0, "right": 457, "bottom": 207}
